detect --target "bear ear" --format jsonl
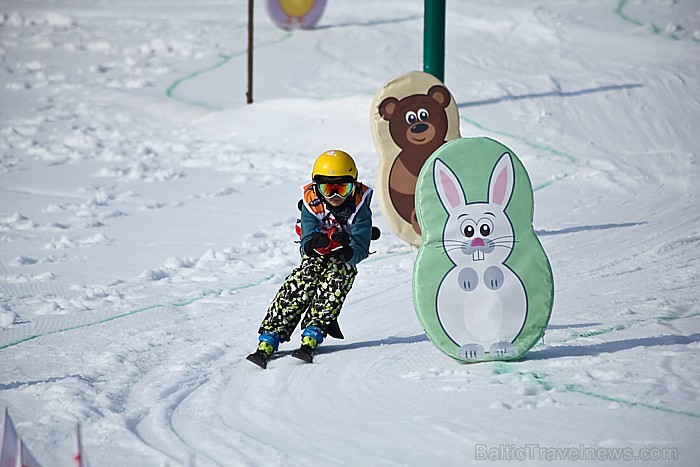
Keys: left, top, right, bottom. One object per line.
{"left": 428, "top": 85, "right": 451, "bottom": 108}
{"left": 379, "top": 97, "right": 399, "bottom": 120}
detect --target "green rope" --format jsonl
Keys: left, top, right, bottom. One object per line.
{"left": 165, "top": 55, "right": 235, "bottom": 109}
{"left": 459, "top": 115, "right": 578, "bottom": 192}
{"left": 494, "top": 363, "right": 700, "bottom": 419}
{"left": 0, "top": 274, "right": 274, "bottom": 350}
{"left": 165, "top": 32, "right": 293, "bottom": 109}
{"left": 566, "top": 311, "right": 700, "bottom": 341}
{"left": 615, "top": 0, "right": 700, "bottom": 43}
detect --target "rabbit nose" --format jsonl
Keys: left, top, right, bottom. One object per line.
{"left": 471, "top": 238, "right": 485, "bottom": 247}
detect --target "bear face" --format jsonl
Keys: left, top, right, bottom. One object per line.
{"left": 377, "top": 84, "right": 452, "bottom": 234}
{"left": 379, "top": 84, "right": 451, "bottom": 174}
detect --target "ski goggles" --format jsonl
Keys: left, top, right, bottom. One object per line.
{"left": 316, "top": 181, "right": 355, "bottom": 199}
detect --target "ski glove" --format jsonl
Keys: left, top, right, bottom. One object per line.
{"left": 330, "top": 230, "right": 352, "bottom": 261}
{"left": 304, "top": 231, "right": 331, "bottom": 256}
{"left": 332, "top": 245, "right": 354, "bottom": 262}
{"left": 330, "top": 229, "right": 350, "bottom": 247}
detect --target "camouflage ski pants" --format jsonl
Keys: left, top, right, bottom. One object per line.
{"left": 258, "top": 254, "right": 358, "bottom": 343}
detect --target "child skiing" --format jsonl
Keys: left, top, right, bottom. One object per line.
{"left": 247, "top": 150, "right": 374, "bottom": 368}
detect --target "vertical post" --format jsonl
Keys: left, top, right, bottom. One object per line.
{"left": 246, "top": 0, "right": 254, "bottom": 104}
{"left": 423, "top": 0, "right": 446, "bottom": 82}
{"left": 74, "top": 423, "right": 85, "bottom": 467}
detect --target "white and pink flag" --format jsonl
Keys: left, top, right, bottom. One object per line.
{"left": 1, "top": 407, "right": 42, "bottom": 467}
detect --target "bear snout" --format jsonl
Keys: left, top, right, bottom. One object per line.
{"left": 406, "top": 123, "right": 436, "bottom": 146}
{"left": 411, "top": 123, "right": 429, "bottom": 134}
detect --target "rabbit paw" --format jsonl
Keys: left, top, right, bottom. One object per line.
{"left": 458, "top": 267, "right": 478, "bottom": 291}
{"left": 488, "top": 342, "right": 517, "bottom": 358}
{"left": 458, "top": 344, "right": 486, "bottom": 361}
{"left": 484, "top": 266, "right": 505, "bottom": 290}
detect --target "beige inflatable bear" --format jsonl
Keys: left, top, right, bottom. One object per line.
{"left": 371, "top": 71, "right": 461, "bottom": 246}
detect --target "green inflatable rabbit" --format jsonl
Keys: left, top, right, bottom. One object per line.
{"left": 413, "top": 137, "right": 554, "bottom": 362}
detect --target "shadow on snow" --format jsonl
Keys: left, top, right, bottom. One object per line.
{"left": 535, "top": 221, "right": 647, "bottom": 237}
{"left": 527, "top": 333, "right": 700, "bottom": 360}
{"left": 320, "top": 334, "right": 429, "bottom": 353}
{"left": 457, "top": 83, "right": 644, "bottom": 108}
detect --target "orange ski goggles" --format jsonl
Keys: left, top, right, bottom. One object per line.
{"left": 316, "top": 181, "right": 355, "bottom": 199}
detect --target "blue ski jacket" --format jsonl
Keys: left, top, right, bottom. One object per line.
{"left": 299, "top": 182, "right": 373, "bottom": 267}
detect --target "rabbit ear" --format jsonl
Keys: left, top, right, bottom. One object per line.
{"left": 434, "top": 159, "right": 466, "bottom": 211}
{"left": 489, "top": 152, "right": 515, "bottom": 208}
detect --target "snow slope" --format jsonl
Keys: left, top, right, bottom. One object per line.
{"left": 1, "top": 0, "right": 699, "bottom": 465}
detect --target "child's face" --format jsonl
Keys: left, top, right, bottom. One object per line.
{"left": 323, "top": 194, "right": 346, "bottom": 207}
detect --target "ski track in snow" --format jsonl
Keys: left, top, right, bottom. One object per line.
{"left": 1, "top": 0, "right": 700, "bottom": 465}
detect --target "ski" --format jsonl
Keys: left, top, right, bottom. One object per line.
{"left": 246, "top": 350, "right": 270, "bottom": 369}
{"left": 291, "top": 345, "right": 315, "bottom": 363}
{"left": 247, "top": 346, "right": 318, "bottom": 368}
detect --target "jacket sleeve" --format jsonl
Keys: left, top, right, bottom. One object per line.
{"left": 347, "top": 200, "right": 373, "bottom": 266}
{"left": 299, "top": 206, "right": 320, "bottom": 256}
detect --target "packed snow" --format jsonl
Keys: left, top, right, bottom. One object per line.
{"left": 1, "top": 0, "right": 699, "bottom": 465}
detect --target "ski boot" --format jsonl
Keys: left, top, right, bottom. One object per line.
{"left": 247, "top": 331, "right": 279, "bottom": 369}
{"left": 292, "top": 326, "right": 323, "bottom": 363}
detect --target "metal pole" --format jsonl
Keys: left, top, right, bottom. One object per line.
{"left": 423, "top": 0, "right": 446, "bottom": 82}
{"left": 246, "top": 0, "right": 254, "bottom": 104}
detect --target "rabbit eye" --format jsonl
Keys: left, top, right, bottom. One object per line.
{"left": 405, "top": 111, "right": 418, "bottom": 125}
{"left": 478, "top": 218, "right": 494, "bottom": 237}
{"left": 461, "top": 220, "right": 477, "bottom": 238}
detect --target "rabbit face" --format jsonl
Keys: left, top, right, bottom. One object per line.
{"left": 444, "top": 204, "right": 512, "bottom": 264}
{"left": 434, "top": 153, "right": 516, "bottom": 267}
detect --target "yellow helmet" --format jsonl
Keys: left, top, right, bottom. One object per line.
{"left": 312, "top": 150, "right": 357, "bottom": 181}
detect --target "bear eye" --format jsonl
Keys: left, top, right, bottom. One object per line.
{"left": 417, "top": 108, "right": 429, "bottom": 121}
{"left": 405, "top": 111, "right": 418, "bottom": 125}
